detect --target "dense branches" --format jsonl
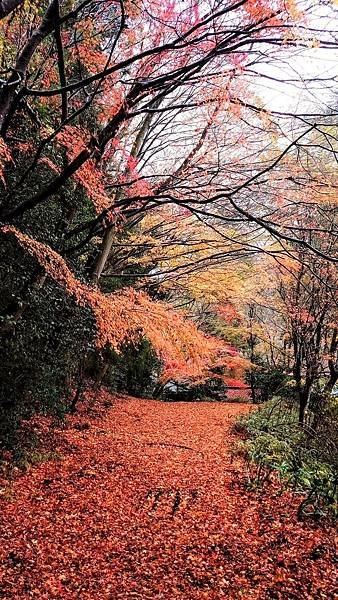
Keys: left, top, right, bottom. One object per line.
{"left": 0, "top": 0, "right": 337, "bottom": 441}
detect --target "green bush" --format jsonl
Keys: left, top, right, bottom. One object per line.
{"left": 160, "top": 377, "right": 228, "bottom": 402}
{"left": 246, "top": 364, "right": 291, "bottom": 403}
{"left": 238, "top": 399, "right": 338, "bottom": 519}
{"left": 0, "top": 236, "right": 94, "bottom": 448}
{"left": 87, "top": 338, "right": 161, "bottom": 398}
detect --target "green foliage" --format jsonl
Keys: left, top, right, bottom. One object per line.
{"left": 88, "top": 339, "right": 161, "bottom": 398}
{"left": 0, "top": 130, "right": 101, "bottom": 452}
{"left": 238, "top": 399, "right": 338, "bottom": 519}
{"left": 110, "top": 339, "right": 161, "bottom": 397}
{"left": 0, "top": 237, "right": 94, "bottom": 448}
{"left": 246, "top": 361, "right": 291, "bottom": 403}
{"left": 160, "top": 377, "right": 228, "bottom": 402}
{"left": 207, "top": 320, "right": 247, "bottom": 351}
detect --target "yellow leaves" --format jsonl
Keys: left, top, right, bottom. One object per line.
{"left": 0, "top": 32, "right": 4, "bottom": 62}
{"left": 175, "top": 269, "right": 238, "bottom": 304}
{"left": 308, "top": 37, "right": 321, "bottom": 48}
{"left": 137, "top": 210, "right": 252, "bottom": 304}
{"left": 121, "top": 232, "right": 160, "bottom": 267}
{"left": 284, "top": 0, "right": 303, "bottom": 20}
{"left": 61, "top": 0, "right": 75, "bottom": 13}
{"left": 23, "top": 0, "right": 41, "bottom": 13}
{"left": 40, "top": 124, "right": 55, "bottom": 139}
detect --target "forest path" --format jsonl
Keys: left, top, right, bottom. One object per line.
{"left": 0, "top": 393, "right": 336, "bottom": 599}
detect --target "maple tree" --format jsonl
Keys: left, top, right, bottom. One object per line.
{"left": 0, "top": 4, "right": 337, "bottom": 597}
{"left": 276, "top": 254, "right": 337, "bottom": 425}
{"left": 224, "top": 250, "right": 338, "bottom": 423}
{"left": 1, "top": 224, "right": 247, "bottom": 387}
{"left": 0, "top": 0, "right": 335, "bottom": 471}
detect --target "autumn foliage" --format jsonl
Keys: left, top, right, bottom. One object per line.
{"left": 0, "top": 394, "right": 336, "bottom": 599}
{"left": 0, "top": 0, "right": 336, "bottom": 406}
{"left": 0, "top": 3, "right": 337, "bottom": 597}
{"left": 1, "top": 225, "right": 246, "bottom": 384}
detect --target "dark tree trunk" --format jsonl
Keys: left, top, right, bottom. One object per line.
{"left": 325, "top": 327, "right": 337, "bottom": 393}
{"left": 0, "top": 0, "right": 24, "bottom": 20}
{"left": 298, "top": 392, "right": 308, "bottom": 426}
{"left": 298, "top": 381, "right": 312, "bottom": 426}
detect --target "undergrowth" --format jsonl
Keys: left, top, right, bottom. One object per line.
{"left": 236, "top": 397, "right": 338, "bottom": 520}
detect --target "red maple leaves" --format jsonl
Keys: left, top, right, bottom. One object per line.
{"left": 0, "top": 393, "right": 335, "bottom": 599}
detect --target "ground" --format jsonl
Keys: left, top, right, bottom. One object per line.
{"left": 0, "top": 392, "right": 336, "bottom": 599}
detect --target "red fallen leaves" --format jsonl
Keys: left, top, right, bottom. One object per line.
{"left": 226, "top": 389, "right": 251, "bottom": 401}
{"left": 0, "top": 138, "right": 12, "bottom": 185}
{"left": 0, "top": 393, "right": 336, "bottom": 599}
{"left": 223, "top": 378, "right": 249, "bottom": 389}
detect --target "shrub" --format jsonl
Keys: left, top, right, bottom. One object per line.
{"left": 88, "top": 339, "right": 161, "bottom": 398}
{"left": 238, "top": 399, "right": 338, "bottom": 519}
{"left": 0, "top": 237, "right": 94, "bottom": 449}
{"left": 246, "top": 363, "right": 291, "bottom": 403}
{"left": 160, "top": 377, "right": 228, "bottom": 402}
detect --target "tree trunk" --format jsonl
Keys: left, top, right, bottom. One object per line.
{"left": 90, "top": 225, "right": 115, "bottom": 285}
{"left": 90, "top": 99, "right": 161, "bottom": 284}
{"left": 325, "top": 327, "right": 337, "bottom": 392}
{"left": 298, "top": 383, "right": 312, "bottom": 426}
{"left": 0, "top": 0, "right": 59, "bottom": 132}
{"left": 298, "top": 392, "right": 307, "bottom": 426}
{"left": 0, "top": 0, "right": 23, "bottom": 20}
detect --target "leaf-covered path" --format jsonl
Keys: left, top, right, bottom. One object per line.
{"left": 0, "top": 394, "right": 336, "bottom": 599}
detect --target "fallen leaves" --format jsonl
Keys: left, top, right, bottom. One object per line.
{"left": 0, "top": 393, "right": 336, "bottom": 599}
{"left": 0, "top": 138, "right": 12, "bottom": 185}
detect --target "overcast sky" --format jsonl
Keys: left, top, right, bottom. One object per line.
{"left": 255, "top": 3, "right": 338, "bottom": 113}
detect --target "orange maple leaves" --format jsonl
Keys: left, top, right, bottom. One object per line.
{"left": 56, "top": 126, "right": 112, "bottom": 214}
{"left": 2, "top": 226, "right": 244, "bottom": 383}
{"left": 0, "top": 139, "right": 12, "bottom": 185}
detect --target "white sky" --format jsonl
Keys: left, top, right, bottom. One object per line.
{"left": 256, "top": 49, "right": 338, "bottom": 113}
{"left": 255, "top": 3, "right": 338, "bottom": 113}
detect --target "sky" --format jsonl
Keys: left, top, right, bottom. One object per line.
{"left": 254, "top": 2, "right": 338, "bottom": 113}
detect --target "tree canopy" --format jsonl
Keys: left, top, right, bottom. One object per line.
{"left": 0, "top": 0, "right": 337, "bottom": 432}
